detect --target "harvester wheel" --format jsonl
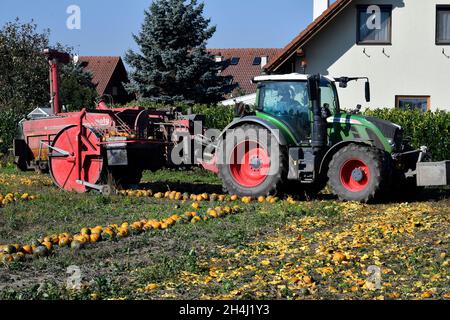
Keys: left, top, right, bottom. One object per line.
{"left": 328, "top": 144, "right": 387, "bottom": 203}
{"left": 217, "top": 124, "right": 287, "bottom": 197}
{"left": 49, "top": 125, "right": 103, "bottom": 193}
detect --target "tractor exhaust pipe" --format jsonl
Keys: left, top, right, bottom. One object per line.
{"left": 43, "top": 49, "right": 71, "bottom": 114}
{"left": 308, "top": 74, "right": 327, "bottom": 153}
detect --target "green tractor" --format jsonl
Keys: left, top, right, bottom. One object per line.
{"left": 202, "top": 74, "right": 448, "bottom": 203}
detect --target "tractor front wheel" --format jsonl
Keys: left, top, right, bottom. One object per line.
{"left": 328, "top": 144, "right": 387, "bottom": 203}
{"left": 217, "top": 124, "right": 286, "bottom": 197}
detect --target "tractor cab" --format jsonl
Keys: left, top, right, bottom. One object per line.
{"left": 254, "top": 74, "right": 341, "bottom": 144}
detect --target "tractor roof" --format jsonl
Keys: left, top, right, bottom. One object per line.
{"left": 253, "top": 73, "right": 334, "bottom": 82}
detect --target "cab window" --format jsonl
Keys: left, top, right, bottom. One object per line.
{"left": 258, "top": 81, "right": 311, "bottom": 141}
{"left": 320, "top": 80, "right": 338, "bottom": 114}
{"left": 258, "top": 81, "right": 310, "bottom": 116}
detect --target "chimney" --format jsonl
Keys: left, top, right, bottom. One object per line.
{"left": 313, "top": 0, "right": 330, "bottom": 20}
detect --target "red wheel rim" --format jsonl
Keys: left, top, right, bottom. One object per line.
{"left": 229, "top": 141, "right": 270, "bottom": 188}
{"left": 339, "top": 158, "right": 371, "bottom": 192}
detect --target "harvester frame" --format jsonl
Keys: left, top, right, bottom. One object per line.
{"left": 14, "top": 49, "right": 202, "bottom": 194}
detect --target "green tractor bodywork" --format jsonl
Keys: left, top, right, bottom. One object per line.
{"left": 210, "top": 73, "right": 443, "bottom": 202}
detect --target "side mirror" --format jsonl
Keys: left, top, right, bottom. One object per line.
{"left": 365, "top": 81, "right": 371, "bottom": 102}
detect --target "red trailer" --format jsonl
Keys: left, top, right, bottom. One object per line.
{"left": 13, "top": 49, "right": 203, "bottom": 194}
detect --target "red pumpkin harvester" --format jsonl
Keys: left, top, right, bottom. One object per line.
{"left": 13, "top": 49, "right": 203, "bottom": 194}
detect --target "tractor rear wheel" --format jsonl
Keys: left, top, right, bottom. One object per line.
{"left": 328, "top": 144, "right": 387, "bottom": 203}
{"left": 217, "top": 124, "right": 287, "bottom": 197}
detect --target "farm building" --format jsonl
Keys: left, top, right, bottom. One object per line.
{"left": 265, "top": 0, "right": 450, "bottom": 111}
{"left": 78, "top": 56, "right": 133, "bottom": 104}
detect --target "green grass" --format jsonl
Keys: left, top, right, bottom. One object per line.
{"left": 0, "top": 167, "right": 449, "bottom": 300}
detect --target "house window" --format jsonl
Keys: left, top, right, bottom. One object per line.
{"left": 357, "top": 5, "right": 392, "bottom": 44}
{"left": 436, "top": 6, "right": 450, "bottom": 44}
{"left": 396, "top": 96, "right": 430, "bottom": 112}
{"left": 112, "top": 86, "right": 118, "bottom": 96}
{"left": 253, "top": 57, "right": 262, "bottom": 65}
{"left": 230, "top": 57, "right": 240, "bottom": 65}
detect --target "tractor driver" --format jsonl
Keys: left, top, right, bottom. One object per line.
{"left": 277, "top": 85, "right": 311, "bottom": 140}
{"left": 277, "top": 86, "right": 309, "bottom": 116}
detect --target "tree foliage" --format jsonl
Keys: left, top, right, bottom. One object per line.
{"left": 125, "top": 0, "right": 233, "bottom": 104}
{"left": 0, "top": 19, "right": 97, "bottom": 152}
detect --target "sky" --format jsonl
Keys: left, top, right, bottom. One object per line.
{"left": 0, "top": 0, "right": 321, "bottom": 57}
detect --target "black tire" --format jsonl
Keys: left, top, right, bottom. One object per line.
{"left": 15, "top": 158, "right": 29, "bottom": 171}
{"left": 328, "top": 144, "right": 388, "bottom": 203}
{"left": 217, "top": 124, "right": 287, "bottom": 197}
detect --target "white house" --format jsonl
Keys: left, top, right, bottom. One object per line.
{"left": 265, "top": 0, "right": 450, "bottom": 111}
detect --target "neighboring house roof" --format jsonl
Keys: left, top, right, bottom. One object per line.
{"left": 78, "top": 56, "right": 122, "bottom": 95}
{"left": 208, "top": 48, "right": 283, "bottom": 93}
{"left": 265, "top": 0, "right": 353, "bottom": 72}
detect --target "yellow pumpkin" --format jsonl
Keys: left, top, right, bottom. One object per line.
{"left": 191, "top": 216, "right": 201, "bottom": 224}
{"left": 160, "top": 223, "right": 169, "bottom": 230}
{"left": 80, "top": 228, "right": 91, "bottom": 236}
{"left": 89, "top": 233, "right": 101, "bottom": 243}
{"left": 58, "top": 237, "right": 70, "bottom": 248}
{"left": 241, "top": 197, "right": 252, "bottom": 204}
{"left": 91, "top": 226, "right": 103, "bottom": 235}
{"left": 192, "top": 202, "right": 201, "bottom": 210}
{"left": 151, "top": 221, "right": 161, "bottom": 230}
{"left": 208, "top": 210, "right": 218, "bottom": 218}
{"left": 132, "top": 221, "right": 143, "bottom": 230}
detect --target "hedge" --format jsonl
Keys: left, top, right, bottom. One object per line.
{"left": 364, "top": 109, "right": 450, "bottom": 161}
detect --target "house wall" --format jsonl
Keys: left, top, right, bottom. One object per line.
{"left": 292, "top": 0, "right": 450, "bottom": 111}
{"left": 104, "top": 62, "right": 133, "bottom": 104}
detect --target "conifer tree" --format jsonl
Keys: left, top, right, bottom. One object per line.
{"left": 125, "top": 0, "right": 232, "bottom": 104}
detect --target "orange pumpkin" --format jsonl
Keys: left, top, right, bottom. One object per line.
{"left": 42, "top": 241, "right": 53, "bottom": 251}
{"left": 21, "top": 245, "right": 33, "bottom": 254}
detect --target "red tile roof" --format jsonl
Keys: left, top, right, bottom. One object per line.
{"left": 265, "top": 0, "right": 353, "bottom": 72}
{"left": 78, "top": 56, "right": 122, "bottom": 95}
{"left": 208, "top": 48, "right": 283, "bottom": 94}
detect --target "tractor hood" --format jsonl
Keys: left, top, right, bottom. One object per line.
{"left": 363, "top": 116, "right": 402, "bottom": 141}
